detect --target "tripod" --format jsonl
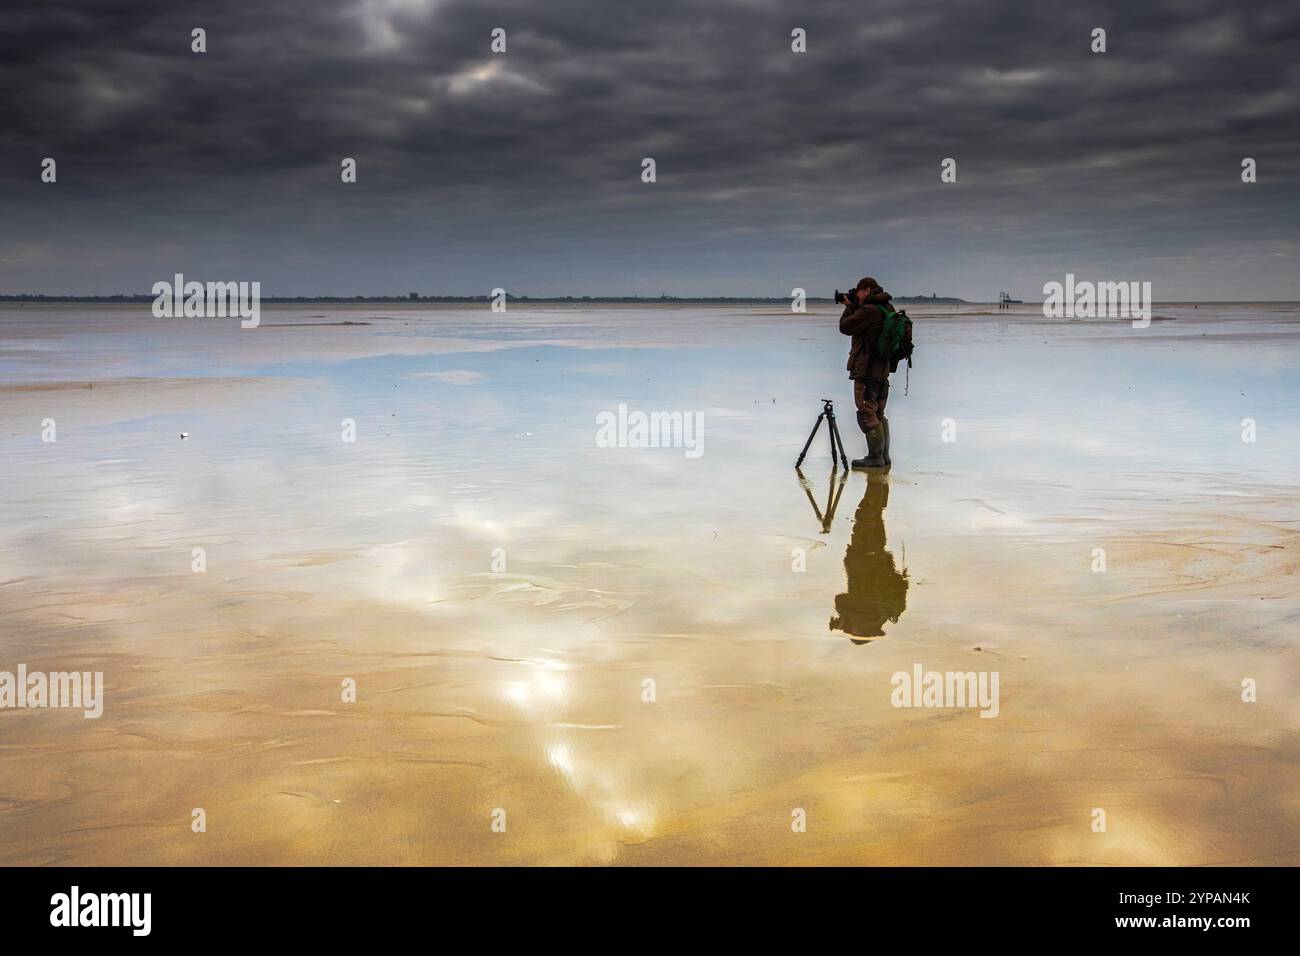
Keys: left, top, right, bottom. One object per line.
{"left": 795, "top": 398, "right": 850, "bottom": 471}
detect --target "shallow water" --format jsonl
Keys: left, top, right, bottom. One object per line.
{"left": 1, "top": 302, "right": 1297, "bottom": 864}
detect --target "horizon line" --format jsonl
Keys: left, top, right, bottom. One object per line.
{"left": 2, "top": 294, "right": 1298, "bottom": 305}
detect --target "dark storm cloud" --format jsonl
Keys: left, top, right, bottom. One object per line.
{"left": 2, "top": 0, "right": 1298, "bottom": 297}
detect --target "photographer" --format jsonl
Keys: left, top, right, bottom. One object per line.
{"left": 837, "top": 276, "right": 895, "bottom": 469}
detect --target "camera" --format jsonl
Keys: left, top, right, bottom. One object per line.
{"left": 834, "top": 288, "right": 857, "bottom": 306}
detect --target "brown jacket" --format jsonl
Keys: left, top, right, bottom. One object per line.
{"left": 839, "top": 290, "right": 894, "bottom": 380}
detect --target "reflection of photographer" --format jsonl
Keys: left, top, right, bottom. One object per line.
{"left": 834, "top": 277, "right": 910, "bottom": 469}
{"left": 829, "top": 472, "right": 908, "bottom": 643}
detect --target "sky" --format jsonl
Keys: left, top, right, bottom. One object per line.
{"left": 2, "top": 0, "right": 1298, "bottom": 300}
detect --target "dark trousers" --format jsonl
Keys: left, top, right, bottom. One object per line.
{"left": 853, "top": 376, "right": 889, "bottom": 433}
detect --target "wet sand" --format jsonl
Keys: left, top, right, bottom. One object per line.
{"left": 0, "top": 302, "right": 1297, "bottom": 865}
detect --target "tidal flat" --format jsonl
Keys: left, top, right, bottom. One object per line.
{"left": 1, "top": 301, "right": 1296, "bottom": 865}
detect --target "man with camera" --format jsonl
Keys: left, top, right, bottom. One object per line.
{"left": 836, "top": 277, "right": 896, "bottom": 469}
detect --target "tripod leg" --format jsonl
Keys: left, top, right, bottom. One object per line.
{"left": 828, "top": 412, "right": 849, "bottom": 471}
{"left": 827, "top": 415, "right": 841, "bottom": 471}
{"left": 795, "top": 413, "right": 826, "bottom": 468}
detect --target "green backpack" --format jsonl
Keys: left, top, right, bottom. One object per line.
{"left": 873, "top": 302, "right": 915, "bottom": 374}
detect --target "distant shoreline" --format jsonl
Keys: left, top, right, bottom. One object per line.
{"left": 0, "top": 294, "right": 970, "bottom": 305}
{"left": 3, "top": 296, "right": 1298, "bottom": 307}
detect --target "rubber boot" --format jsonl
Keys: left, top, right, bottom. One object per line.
{"left": 881, "top": 417, "right": 892, "bottom": 468}
{"left": 852, "top": 424, "right": 886, "bottom": 469}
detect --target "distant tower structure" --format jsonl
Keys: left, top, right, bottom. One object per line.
{"left": 999, "top": 291, "right": 1010, "bottom": 311}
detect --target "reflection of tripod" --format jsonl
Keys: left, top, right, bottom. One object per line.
{"left": 795, "top": 467, "right": 847, "bottom": 533}
{"left": 795, "top": 399, "right": 849, "bottom": 471}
